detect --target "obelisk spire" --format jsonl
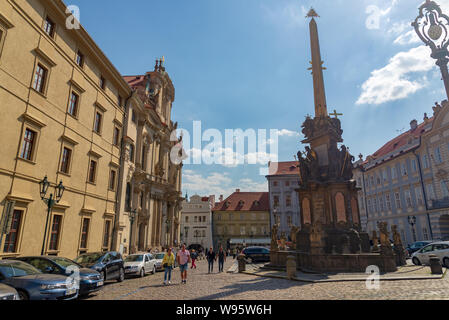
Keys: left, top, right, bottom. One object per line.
{"left": 307, "top": 8, "right": 328, "bottom": 118}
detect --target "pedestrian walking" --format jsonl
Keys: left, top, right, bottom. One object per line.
{"left": 177, "top": 244, "right": 191, "bottom": 284}
{"left": 206, "top": 247, "right": 216, "bottom": 274}
{"left": 218, "top": 246, "right": 226, "bottom": 273}
{"left": 162, "top": 247, "right": 175, "bottom": 285}
{"left": 191, "top": 249, "right": 198, "bottom": 269}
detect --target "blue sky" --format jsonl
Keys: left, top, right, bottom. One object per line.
{"left": 67, "top": 0, "right": 449, "bottom": 198}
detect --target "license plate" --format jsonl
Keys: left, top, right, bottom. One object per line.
{"left": 66, "top": 288, "right": 76, "bottom": 296}
{"left": 97, "top": 281, "right": 103, "bottom": 287}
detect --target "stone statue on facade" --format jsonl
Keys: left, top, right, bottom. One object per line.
{"left": 378, "top": 222, "right": 394, "bottom": 256}
{"left": 290, "top": 226, "right": 300, "bottom": 250}
{"left": 371, "top": 230, "right": 380, "bottom": 253}
{"left": 392, "top": 225, "right": 407, "bottom": 266}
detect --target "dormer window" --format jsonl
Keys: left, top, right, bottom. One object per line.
{"left": 238, "top": 200, "right": 244, "bottom": 206}
{"left": 253, "top": 200, "right": 260, "bottom": 206}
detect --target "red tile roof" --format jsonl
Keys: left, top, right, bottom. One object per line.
{"left": 212, "top": 192, "right": 269, "bottom": 212}
{"left": 367, "top": 118, "right": 433, "bottom": 162}
{"left": 267, "top": 161, "right": 300, "bottom": 176}
{"left": 123, "top": 75, "right": 146, "bottom": 88}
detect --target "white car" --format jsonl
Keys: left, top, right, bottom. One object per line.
{"left": 0, "top": 283, "right": 19, "bottom": 300}
{"left": 124, "top": 253, "right": 157, "bottom": 277}
{"left": 411, "top": 241, "right": 449, "bottom": 267}
{"left": 153, "top": 253, "right": 166, "bottom": 271}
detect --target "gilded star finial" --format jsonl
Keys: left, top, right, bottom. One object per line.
{"left": 306, "top": 8, "right": 319, "bottom": 18}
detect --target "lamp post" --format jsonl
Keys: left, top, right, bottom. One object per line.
{"left": 413, "top": 0, "right": 449, "bottom": 100}
{"left": 165, "top": 218, "right": 171, "bottom": 247}
{"left": 128, "top": 209, "right": 137, "bottom": 254}
{"left": 39, "top": 176, "right": 65, "bottom": 256}
{"left": 408, "top": 215, "right": 418, "bottom": 242}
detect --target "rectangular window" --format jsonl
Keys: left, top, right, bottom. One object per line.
{"left": 43, "top": 17, "right": 55, "bottom": 37}
{"left": 49, "top": 215, "right": 62, "bottom": 251}
{"left": 185, "top": 216, "right": 189, "bottom": 223}
{"left": 88, "top": 159, "right": 97, "bottom": 183}
{"left": 60, "top": 147, "right": 72, "bottom": 174}
{"left": 20, "top": 128, "right": 36, "bottom": 161}
{"left": 109, "top": 169, "right": 116, "bottom": 191}
{"left": 3, "top": 210, "right": 23, "bottom": 253}
{"left": 287, "top": 216, "right": 292, "bottom": 226}
{"left": 94, "top": 112, "right": 102, "bottom": 134}
{"left": 426, "top": 184, "right": 435, "bottom": 201}
{"left": 423, "top": 227, "right": 429, "bottom": 241}
{"left": 76, "top": 50, "right": 84, "bottom": 67}
{"left": 273, "top": 195, "right": 279, "bottom": 207}
{"left": 103, "top": 220, "right": 111, "bottom": 248}
{"left": 379, "top": 195, "right": 384, "bottom": 212}
{"left": 68, "top": 92, "right": 79, "bottom": 116}
{"left": 391, "top": 167, "right": 397, "bottom": 179}
{"left": 441, "top": 181, "right": 449, "bottom": 198}
{"left": 32, "top": 64, "right": 48, "bottom": 93}
{"left": 273, "top": 181, "right": 278, "bottom": 187}
{"left": 411, "top": 159, "right": 417, "bottom": 172}
{"left": 405, "top": 190, "right": 412, "bottom": 208}
{"left": 435, "top": 147, "right": 443, "bottom": 164}
{"left": 113, "top": 127, "right": 120, "bottom": 146}
{"left": 402, "top": 163, "right": 407, "bottom": 176}
{"left": 285, "top": 181, "right": 290, "bottom": 187}
{"left": 422, "top": 154, "right": 429, "bottom": 169}
{"left": 374, "top": 197, "right": 378, "bottom": 213}
{"left": 415, "top": 187, "right": 424, "bottom": 206}
{"left": 395, "top": 192, "right": 401, "bottom": 209}
{"left": 80, "top": 218, "right": 90, "bottom": 249}
{"left": 386, "top": 193, "right": 391, "bottom": 211}
{"left": 100, "top": 76, "right": 106, "bottom": 90}
{"left": 367, "top": 199, "right": 371, "bottom": 214}
{"left": 240, "top": 226, "right": 246, "bottom": 235}
{"left": 383, "top": 170, "right": 388, "bottom": 182}
{"left": 194, "top": 216, "right": 198, "bottom": 223}
{"left": 286, "top": 195, "right": 292, "bottom": 207}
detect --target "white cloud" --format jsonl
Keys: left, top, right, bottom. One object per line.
{"left": 276, "top": 129, "right": 300, "bottom": 137}
{"left": 261, "top": 1, "right": 305, "bottom": 29}
{"left": 393, "top": 30, "right": 420, "bottom": 45}
{"left": 182, "top": 170, "right": 267, "bottom": 199}
{"left": 356, "top": 45, "right": 434, "bottom": 105}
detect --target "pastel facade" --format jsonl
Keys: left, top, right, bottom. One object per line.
{"left": 180, "top": 195, "right": 214, "bottom": 250}
{"left": 0, "top": 0, "right": 130, "bottom": 259}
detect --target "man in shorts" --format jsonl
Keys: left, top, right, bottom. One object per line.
{"left": 177, "top": 243, "right": 191, "bottom": 284}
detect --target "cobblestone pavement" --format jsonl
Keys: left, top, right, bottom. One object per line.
{"left": 85, "top": 259, "right": 449, "bottom": 300}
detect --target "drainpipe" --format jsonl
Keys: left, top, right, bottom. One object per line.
{"left": 111, "top": 92, "right": 133, "bottom": 252}
{"left": 413, "top": 137, "right": 434, "bottom": 240}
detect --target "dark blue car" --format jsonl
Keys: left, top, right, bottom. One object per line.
{"left": 17, "top": 256, "right": 103, "bottom": 297}
{"left": 75, "top": 251, "right": 125, "bottom": 282}
{"left": 0, "top": 260, "right": 78, "bottom": 300}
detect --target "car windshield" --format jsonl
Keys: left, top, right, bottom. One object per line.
{"left": 125, "top": 255, "right": 143, "bottom": 262}
{"left": 52, "top": 257, "right": 81, "bottom": 269}
{"left": 0, "top": 261, "right": 41, "bottom": 277}
{"left": 75, "top": 253, "right": 104, "bottom": 264}
{"left": 155, "top": 253, "right": 165, "bottom": 259}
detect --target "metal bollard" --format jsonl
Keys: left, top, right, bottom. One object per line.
{"left": 429, "top": 254, "right": 443, "bottom": 275}
{"left": 237, "top": 253, "right": 246, "bottom": 273}
{"left": 286, "top": 255, "right": 297, "bottom": 280}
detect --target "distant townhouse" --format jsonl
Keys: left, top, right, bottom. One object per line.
{"left": 180, "top": 195, "right": 214, "bottom": 250}
{"left": 266, "top": 161, "right": 301, "bottom": 237}
{"left": 212, "top": 190, "right": 270, "bottom": 250}
{"left": 354, "top": 101, "right": 449, "bottom": 245}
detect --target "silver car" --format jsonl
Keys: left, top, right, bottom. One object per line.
{"left": 0, "top": 283, "right": 19, "bottom": 300}
{"left": 124, "top": 253, "right": 157, "bottom": 277}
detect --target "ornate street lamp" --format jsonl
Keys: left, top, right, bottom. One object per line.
{"left": 39, "top": 176, "right": 65, "bottom": 255}
{"left": 408, "top": 215, "right": 418, "bottom": 242}
{"left": 128, "top": 209, "right": 137, "bottom": 254}
{"left": 413, "top": 0, "right": 449, "bottom": 99}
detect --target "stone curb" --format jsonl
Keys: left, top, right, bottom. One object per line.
{"left": 240, "top": 269, "right": 447, "bottom": 283}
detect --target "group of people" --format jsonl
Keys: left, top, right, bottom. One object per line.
{"left": 160, "top": 244, "right": 229, "bottom": 285}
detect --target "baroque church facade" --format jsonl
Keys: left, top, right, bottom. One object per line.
{"left": 113, "top": 60, "right": 183, "bottom": 254}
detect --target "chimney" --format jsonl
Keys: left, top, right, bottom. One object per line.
{"left": 236, "top": 189, "right": 240, "bottom": 193}
{"left": 219, "top": 195, "right": 224, "bottom": 202}
{"left": 410, "top": 119, "right": 418, "bottom": 131}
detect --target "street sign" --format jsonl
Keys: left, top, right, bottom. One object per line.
{"left": 1, "top": 200, "right": 15, "bottom": 235}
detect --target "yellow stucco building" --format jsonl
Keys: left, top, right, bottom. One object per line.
{"left": 0, "top": 0, "right": 131, "bottom": 259}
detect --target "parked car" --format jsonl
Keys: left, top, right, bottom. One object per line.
{"left": 75, "top": 251, "right": 124, "bottom": 282}
{"left": 124, "top": 253, "right": 157, "bottom": 277}
{"left": 242, "top": 247, "right": 270, "bottom": 263}
{"left": 0, "top": 283, "right": 19, "bottom": 300}
{"left": 406, "top": 241, "right": 433, "bottom": 257}
{"left": 0, "top": 260, "right": 78, "bottom": 300}
{"left": 153, "top": 253, "right": 166, "bottom": 271}
{"left": 411, "top": 241, "right": 449, "bottom": 267}
{"left": 17, "top": 256, "right": 103, "bottom": 297}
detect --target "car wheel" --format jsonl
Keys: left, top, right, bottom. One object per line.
{"left": 17, "top": 290, "right": 29, "bottom": 301}
{"left": 140, "top": 268, "right": 145, "bottom": 278}
{"left": 117, "top": 268, "right": 125, "bottom": 282}
{"left": 443, "top": 257, "right": 449, "bottom": 268}
{"left": 412, "top": 257, "right": 421, "bottom": 266}
{"left": 152, "top": 266, "right": 156, "bottom": 274}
